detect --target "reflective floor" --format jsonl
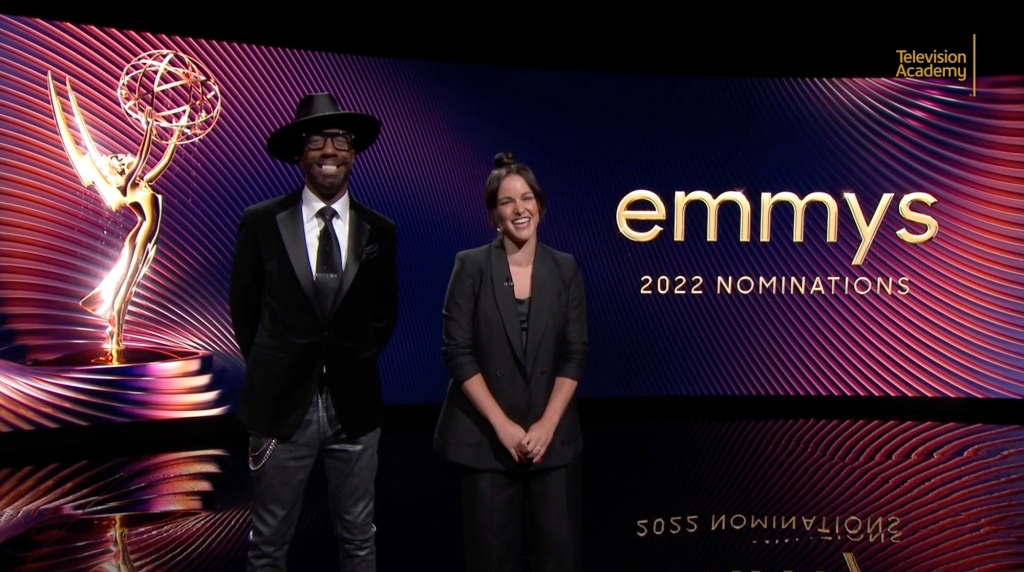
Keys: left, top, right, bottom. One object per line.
{"left": 0, "top": 427, "right": 463, "bottom": 571}
{"left": 3, "top": 415, "right": 1024, "bottom": 571}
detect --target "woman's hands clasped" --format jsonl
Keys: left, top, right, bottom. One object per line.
{"left": 494, "top": 416, "right": 556, "bottom": 464}
{"left": 518, "top": 418, "right": 556, "bottom": 464}
{"left": 494, "top": 417, "right": 529, "bottom": 463}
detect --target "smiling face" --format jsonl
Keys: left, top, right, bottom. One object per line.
{"left": 496, "top": 174, "right": 540, "bottom": 246}
{"left": 299, "top": 129, "right": 355, "bottom": 203}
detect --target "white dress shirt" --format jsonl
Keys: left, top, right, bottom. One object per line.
{"left": 301, "top": 186, "right": 350, "bottom": 275}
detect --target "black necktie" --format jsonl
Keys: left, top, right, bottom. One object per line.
{"left": 314, "top": 206, "right": 342, "bottom": 316}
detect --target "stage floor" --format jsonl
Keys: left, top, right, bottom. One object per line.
{"left": 3, "top": 400, "right": 1024, "bottom": 571}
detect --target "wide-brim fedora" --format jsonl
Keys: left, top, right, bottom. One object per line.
{"left": 266, "top": 92, "right": 381, "bottom": 163}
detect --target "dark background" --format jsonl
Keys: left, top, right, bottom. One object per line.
{"left": 3, "top": 10, "right": 1020, "bottom": 78}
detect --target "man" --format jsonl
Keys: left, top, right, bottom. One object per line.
{"left": 229, "top": 92, "right": 398, "bottom": 571}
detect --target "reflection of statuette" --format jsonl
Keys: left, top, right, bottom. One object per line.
{"left": 0, "top": 450, "right": 228, "bottom": 570}
{"left": 47, "top": 51, "right": 221, "bottom": 364}
{"left": 103, "top": 515, "right": 138, "bottom": 572}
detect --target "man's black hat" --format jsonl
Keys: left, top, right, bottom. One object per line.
{"left": 266, "top": 92, "right": 381, "bottom": 163}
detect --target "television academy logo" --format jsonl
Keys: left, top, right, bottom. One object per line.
{"left": 894, "top": 34, "right": 976, "bottom": 97}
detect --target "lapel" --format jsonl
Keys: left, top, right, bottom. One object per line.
{"left": 275, "top": 191, "right": 319, "bottom": 317}
{"left": 525, "top": 244, "right": 555, "bottom": 375}
{"left": 490, "top": 239, "right": 526, "bottom": 371}
{"left": 330, "top": 199, "right": 370, "bottom": 317}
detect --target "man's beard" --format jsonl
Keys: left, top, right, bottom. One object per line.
{"left": 305, "top": 162, "right": 350, "bottom": 198}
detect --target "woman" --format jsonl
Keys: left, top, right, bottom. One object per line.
{"left": 435, "top": 153, "right": 587, "bottom": 572}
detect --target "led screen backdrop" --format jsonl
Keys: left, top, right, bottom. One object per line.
{"left": 1, "top": 15, "right": 1022, "bottom": 430}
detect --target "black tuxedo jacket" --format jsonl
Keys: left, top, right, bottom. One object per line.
{"left": 434, "top": 238, "right": 587, "bottom": 471}
{"left": 229, "top": 189, "right": 398, "bottom": 439}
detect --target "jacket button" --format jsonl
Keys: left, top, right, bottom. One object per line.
{"left": 541, "top": 369, "right": 548, "bottom": 375}
{"left": 496, "top": 370, "right": 503, "bottom": 378}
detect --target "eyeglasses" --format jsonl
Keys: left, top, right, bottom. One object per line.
{"left": 304, "top": 131, "right": 355, "bottom": 152}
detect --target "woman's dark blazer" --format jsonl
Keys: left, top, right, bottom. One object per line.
{"left": 434, "top": 238, "right": 588, "bottom": 471}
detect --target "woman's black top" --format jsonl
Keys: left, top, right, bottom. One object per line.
{"left": 516, "top": 297, "right": 530, "bottom": 351}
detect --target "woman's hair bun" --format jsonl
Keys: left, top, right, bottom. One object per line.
{"left": 493, "top": 152, "right": 516, "bottom": 168}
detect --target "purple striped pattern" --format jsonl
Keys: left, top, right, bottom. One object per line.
{"left": 583, "top": 75, "right": 1023, "bottom": 398}
{"left": 0, "top": 14, "right": 1022, "bottom": 426}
